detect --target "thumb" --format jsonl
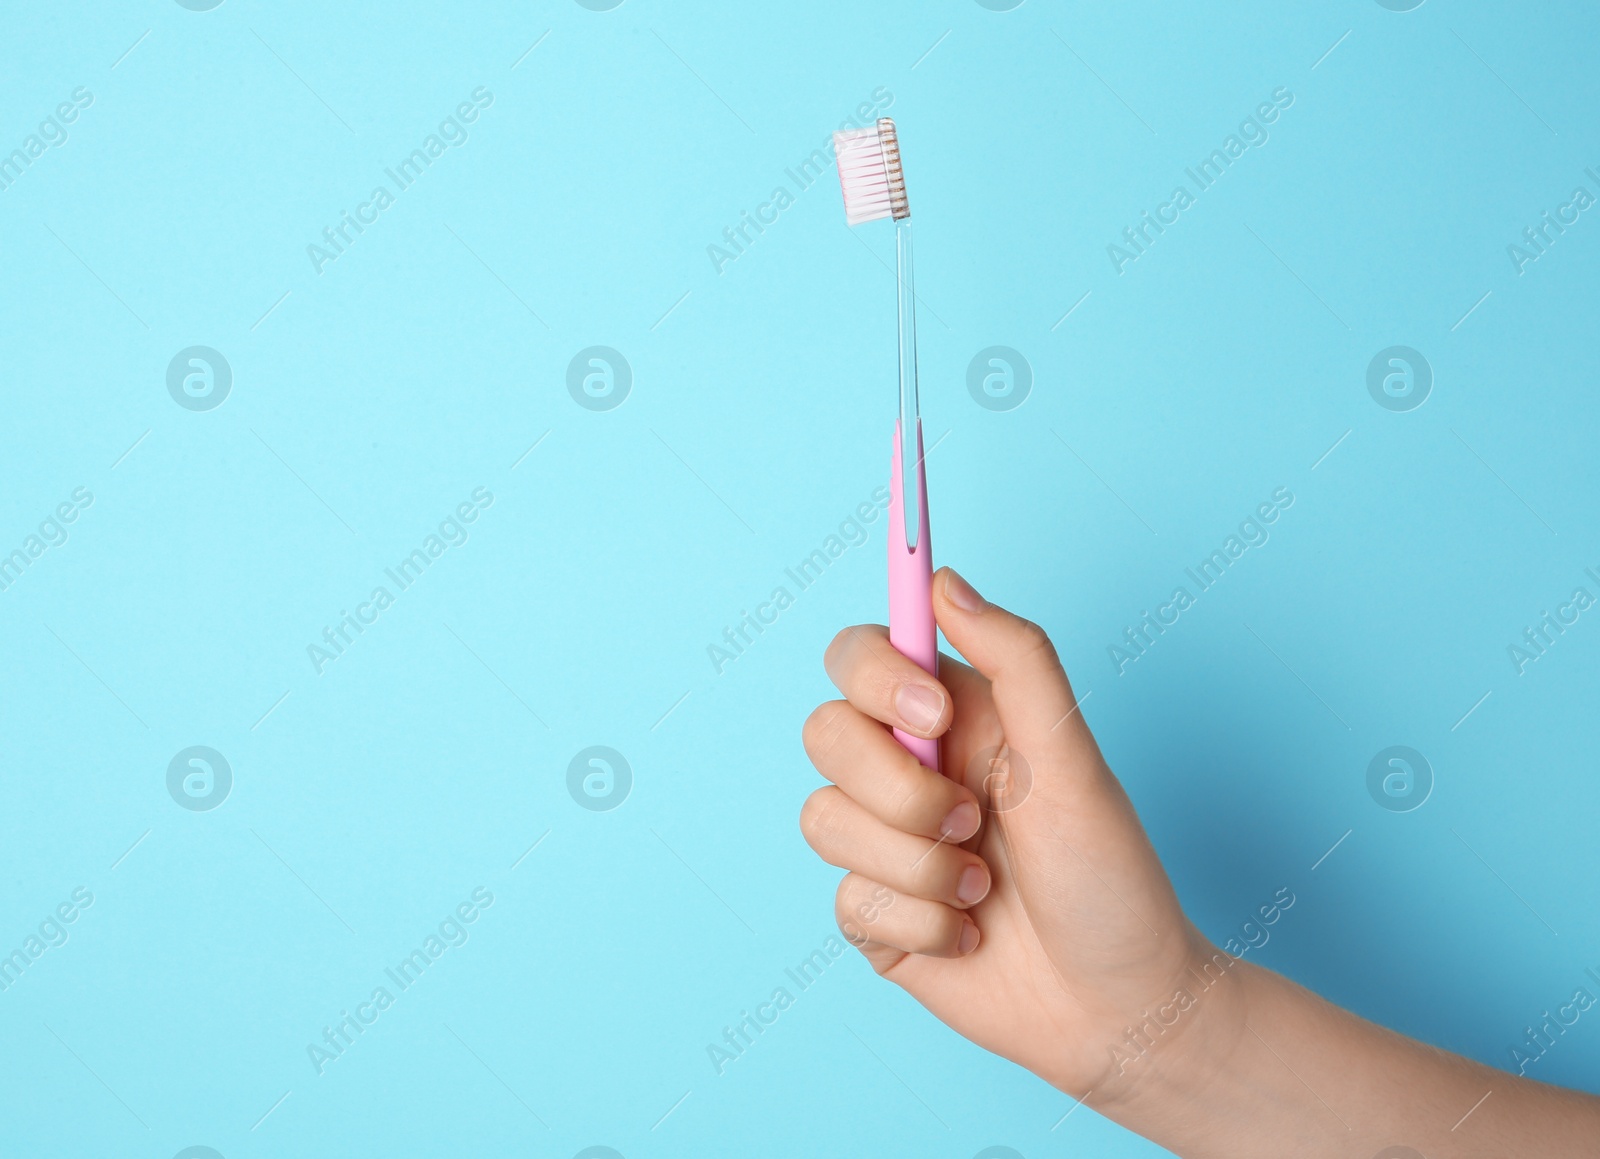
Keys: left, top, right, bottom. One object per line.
{"left": 933, "top": 567, "right": 1097, "bottom": 773}
{"left": 934, "top": 569, "right": 1182, "bottom": 963}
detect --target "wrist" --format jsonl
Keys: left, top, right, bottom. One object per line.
{"left": 1081, "top": 935, "right": 1261, "bottom": 1126}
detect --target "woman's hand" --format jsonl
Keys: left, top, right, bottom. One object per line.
{"left": 799, "top": 567, "right": 1600, "bottom": 1157}
{"left": 798, "top": 567, "right": 1242, "bottom": 1106}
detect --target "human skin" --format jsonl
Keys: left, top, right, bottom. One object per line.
{"left": 798, "top": 567, "right": 1600, "bottom": 1157}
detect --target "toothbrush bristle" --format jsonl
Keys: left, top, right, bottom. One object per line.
{"left": 834, "top": 118, "right": 909, "bottom": 226}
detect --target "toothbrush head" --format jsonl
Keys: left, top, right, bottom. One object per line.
{"left": 834, "top": 118, "right": 909, "bottom": 226}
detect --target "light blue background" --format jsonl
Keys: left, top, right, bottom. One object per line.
{"left": 3, "top": 1, "right": 1598, "bottom": 1156}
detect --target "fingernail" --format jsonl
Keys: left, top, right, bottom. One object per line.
{"left": 940, "top": 801, "right": 980, "bottom": 841}
{"left": 957, "top": 920, "right": 980, "bottom": 955}
{"left": 945, "top": 570, "right": 986, "bottom": 613}
{"left": 956, "top": 864, "right": 990, "bottom": 905}
{"left": 894, "top": 683, "right": 944, "bottom": 736}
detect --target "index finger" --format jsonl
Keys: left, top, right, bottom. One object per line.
{"left": 823, "top": 623, "right": 953, "bottom": 741}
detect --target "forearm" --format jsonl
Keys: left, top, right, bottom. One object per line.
{"left": 1098, "top": 957, "right": 1600, "bottom": 1158}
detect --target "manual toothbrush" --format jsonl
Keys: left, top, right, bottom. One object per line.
{"left": 834, "top": 118, "right": 940, "bottom": 773}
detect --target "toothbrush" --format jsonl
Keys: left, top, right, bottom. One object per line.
{"left": 834, "top": 118, "right": 939, "bottom": 773}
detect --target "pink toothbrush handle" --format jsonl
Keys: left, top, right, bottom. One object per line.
{"left": 889, "top": 420, "right": 939, "bottom": 772}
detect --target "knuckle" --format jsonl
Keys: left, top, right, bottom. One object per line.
{"left": 926, "top": 907, "right": 965, "bottom": 953}
{"left": 881, "top": 779, "right": 920, "bottom": 830}
{"left": 883, "top": 763, "right": 943, "bottom": 832}
{"left": 909, "top": 846, "right": 951, "bottom": 898}
{"left": 826, "top": 626, "right": 895, "bottom": 694}
{"left": 832, "top": 873, "right": 859, "bottom": 914}
{"left": 834, "top": 878, "right": 868, "bottom": 943}
{"left": 1012, "top": 618, "right": 1062, "bottom": 670}
{"left": 824, "top": 625, "right": 873, "bottom": 672}
{"left": 801, "top": 701, "right": 849, "bottom": 761}
{"left": 798, "top": 787, "right": 845, "bottom": 849}
{"left": 823, "top": 627, "right": 854, "bottom": 668}
{"left": 835, "top": 875, "right": 896, "bottom": 948}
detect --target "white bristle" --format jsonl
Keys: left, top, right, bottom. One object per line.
{"left": 834, "top": 118, "right": 909, "bottom": 226}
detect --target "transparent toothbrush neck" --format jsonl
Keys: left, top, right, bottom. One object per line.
{"left": 896, "top": 216, "right": 920, "bottom": 550}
